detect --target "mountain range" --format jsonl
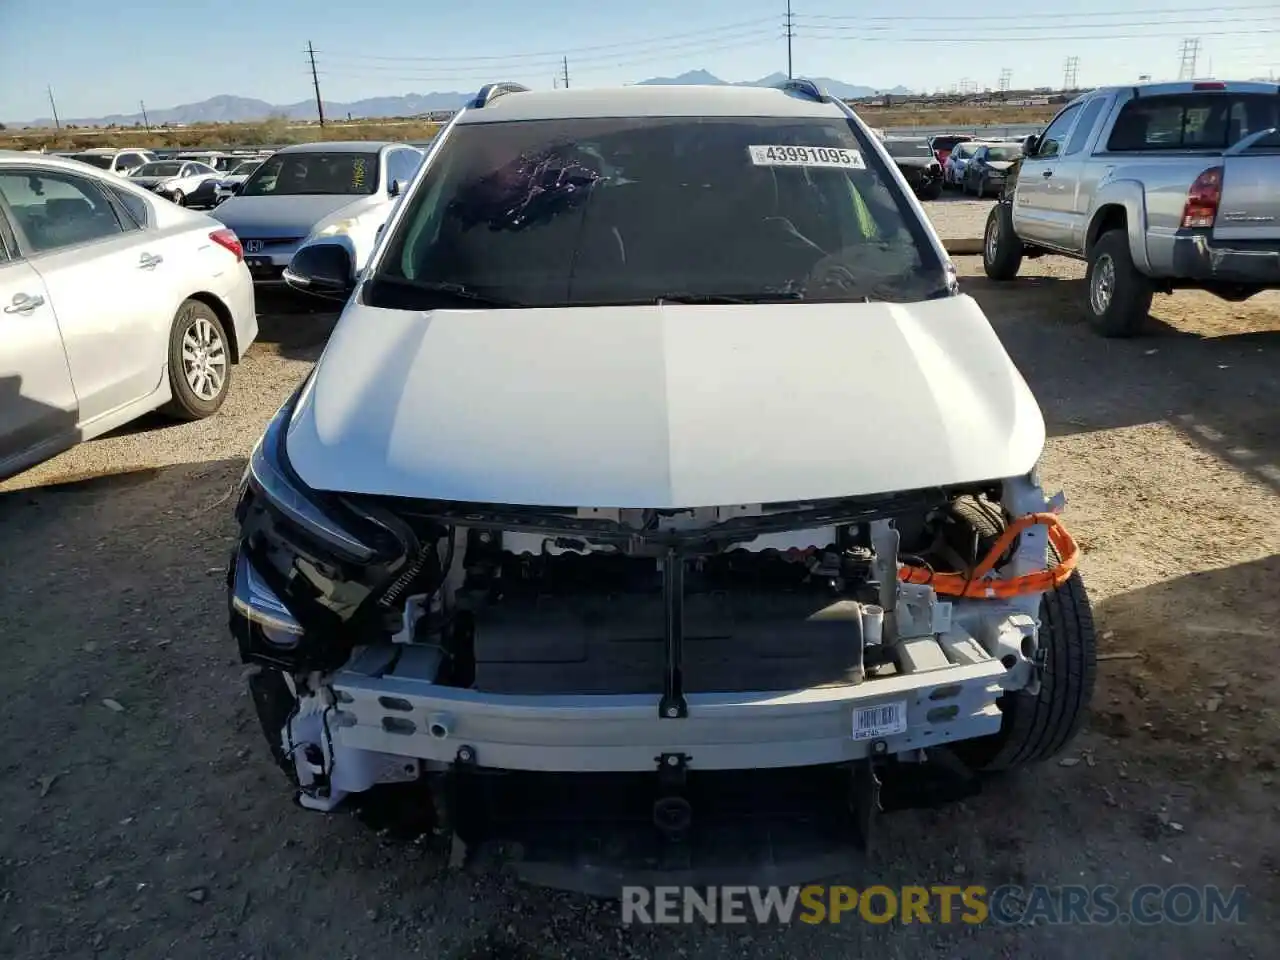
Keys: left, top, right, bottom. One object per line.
{"left": 7, "top": 71, "right": 911, "bottom": 129}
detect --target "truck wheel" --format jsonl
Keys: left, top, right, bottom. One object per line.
{"left": 982, "top": 203, "right": 1023, "bottom": 281}
{"left": 920, "top": 181, "right": 943, "bottom": 201}
{"left": 947, "top": 498, "right": 1098, "bottom": 772}
{"left": 1086, "top": 229, "right": 1153, "bottom": 337}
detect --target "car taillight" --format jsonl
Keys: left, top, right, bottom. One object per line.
{"left": 1181, "top": 166, "right": 1223, "bottom": 228}
{"left": 211, "top": 228, "right": 243, "bottom": 262}
{"left": 1192, "top": 81, "right": 1226, "bottom": 90}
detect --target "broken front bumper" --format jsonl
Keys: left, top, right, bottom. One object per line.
{"left": 232, "top": 547, "right": 1006, "bottom": 777}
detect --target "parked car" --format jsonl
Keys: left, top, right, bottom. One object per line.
{"left": 927, "top": 133, "right": 973, "bottom": 166}
{"left": 942, "top": 140, "right": 983, "bottom": 187}
{"left": 233, "top": 79, "right": 1095, "bottom": 891}
{"left": 881, "top": 136, "right": 944, "bottom": 199}
{"left": 961, "top": 142, "right": 1023, "bottom": 197}
{"left": 984, "top": 79, "right": 1280, "bottom": 336}
{"left": 67, "top": 148, "right": 155, "bottom": 177}
{"left": 213, "top": 158, "right": 269, "bottom": 206}
{"left": 176, "top": 151, "right": 241, "bottom": 173}
{"left": 128, "top": 159, "right": 222, "bottom": 208}
{"left": 0, "top": 152, "right": 257, "bottom": 480}
{"left": 211, "top": 141, "right": 424, "bottom": 287}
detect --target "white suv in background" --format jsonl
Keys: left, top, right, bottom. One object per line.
{"left": 0, "top": 152, "right": 258, "bottom": 479}
{"left": 67, "top": 148, "right": 156, "bottom": 177}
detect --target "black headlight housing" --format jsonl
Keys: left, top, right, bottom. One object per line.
{"left": 228, "top": 377, "right": 419, "bottom": 672}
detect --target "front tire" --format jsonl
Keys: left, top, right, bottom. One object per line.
{"left": 170, "top": 189, "right": 186, "bottom": 207}
{"left": 947, "top": 498, "right": 1098, "bottom": 772}
{"left": 161, "top": 299, "right": 231, "bottom": 421}
{"left": 1086, "top": 229, "right": 1153, "bottom": 337}
{"left": 920, "top": 180, "right": 943, "bottom": 201}
{"left": 982, "top": 203, "right": 1023, "bottom": 281}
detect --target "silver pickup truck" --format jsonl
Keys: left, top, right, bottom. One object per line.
{"left": 982, "top": 80, "right": 1279, "bottom": 336}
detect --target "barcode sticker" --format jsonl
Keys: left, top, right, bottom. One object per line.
{"left": 852, "top": 700, "right": 908, "bottom": 740}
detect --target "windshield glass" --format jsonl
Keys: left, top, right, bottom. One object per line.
{"left": 230, "top": 161, "right": 261, "bottom": 177}
{"left": 241, "top": 151, "right": 379, "bottom": 197}
{"left": 930, "top": 136, "right": 970, "bottom": 152}
{"left": 72, "top": 154, "right": 114, "bottom": 169}
{"left": 883, "top": 139, "right": 933, "bottom": 158}
{"left": 367, "top": 116, "right": 948, "bottom": 310}
{"left": 985, "top": 146, "right": 1021, "bottom": 162}
{"left": 951, "top": 143, "right": 978, "bottom": 159}
{"left": 134, "top": 161, "right": 184, "bottom": 177}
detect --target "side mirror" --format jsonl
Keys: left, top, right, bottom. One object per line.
{"left": 1022, "top": 134, "right": 1040, "bottom": 157}
{"left": 389, "top": 178, "right": 408, "bottom": 198}
{"left": 284, "top": 243, "right": 355, "bottom": 300}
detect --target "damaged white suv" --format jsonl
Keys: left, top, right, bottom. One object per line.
{"left": 229, "top": 80, "right": 1096, "bottom": 891}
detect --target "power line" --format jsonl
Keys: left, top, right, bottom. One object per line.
{"left": 794, "top": 2, "right": 1279, "bottom": 22}
{"left": 307, "top": 40, "right": 325, "bottom": 127}
{"left": 323, "top": 17, "right": 778, "bottom": 64}
{"left": 796, "top": 14, "right": 1277, "bottom": 38}
{"left": 320, "top": 31, "right": 780, "bottom": 84}
{"left": 795, "top": 26, "right": 1280, "bottom": 44}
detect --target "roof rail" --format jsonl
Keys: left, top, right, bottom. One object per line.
{"left": 778, "top": 77, "right": 829, "bottom": 103}
{"left": 468, "top": 82, "right": 531, "bottom": 109}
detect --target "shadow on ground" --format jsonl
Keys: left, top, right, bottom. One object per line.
{"left": 965, "top": 275, "right": 1280, "bottom": 494}
{"left": 253, "top": 290, "right": 341, "bottom": 362}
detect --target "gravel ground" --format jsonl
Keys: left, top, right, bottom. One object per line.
{"left": 1, "top": 264, "right": 1278, "bottom": 959}
{"left": 919, "top": 195, "right": 991, "bottom": 239}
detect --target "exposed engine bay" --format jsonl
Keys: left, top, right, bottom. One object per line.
{"left": 230, "top": 472, "right": 1076, "bottom": 882}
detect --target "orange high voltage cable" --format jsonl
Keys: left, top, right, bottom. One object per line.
{"left": 898, "top": 512, "right": 1079, "bottom": 599}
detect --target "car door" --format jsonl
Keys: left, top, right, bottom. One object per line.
{"left": 1051, "top": 94, "right": 1115, "bottom": 254}
{"left": 1013, "top": 101, "right": 1083, "bottom": 249}
{"left": 0, "top": 167, "right": 170, "bottom": 426}
{"left": 0, "top": 201, "right": 79, "bottom": 475}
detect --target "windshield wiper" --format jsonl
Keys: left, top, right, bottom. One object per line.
{"left": 370, "top": 277, "right": 526, "bottom": 309}
{"left": 654, "top": 291, "right": 805, "bottom": 305}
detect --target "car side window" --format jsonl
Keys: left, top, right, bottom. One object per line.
{"left": 1063, "top": 97, "right": 1108, "bottom": 156}
{"left": 1034, "top": 103, "right": 1083, "bottom": 160}
{"left": 107, "top": 186, "right": 150, "bottom": 228}
{"left": 0, "top": 170, "right": 126, "bottom": 254}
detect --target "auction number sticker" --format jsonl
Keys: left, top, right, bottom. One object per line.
{"left": 852, "top": 700, "right": 908, "bottom": 740}
{"left": 748, "top": 144, "right": 865, "bottom": 169}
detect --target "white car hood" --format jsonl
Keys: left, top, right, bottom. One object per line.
{"left": 285, "top": 296, "right": 1045, "bottom": 508}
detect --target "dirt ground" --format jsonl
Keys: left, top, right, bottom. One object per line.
{"left": 1, "top": 263, "right": 1277, "bottom": 959}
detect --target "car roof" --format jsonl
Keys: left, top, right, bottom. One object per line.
{"left": 454, "top": 84, "right": 852, "bottom": 123}
{"left": 275, "top": 140, "right": 408, "bottom": 154}
{"left": 0, "top": 151, "right": 139, "bottom": 175}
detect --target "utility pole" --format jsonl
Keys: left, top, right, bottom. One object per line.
{"left": 47, "top": 85, "right": 61, "bottom": 130}
{"left": 562, "top": 56, "right": 570, "bottom": 89}
{"left": 785, "top": 0, "right": 795, "bottom": 79}
{"left": 307, "top": 41, "right": 325, "bottom": 128}
{"left": 140, "top": 100, "right": 151, "bottom": 132}
{"left": 1177, "top": 38, "right": 1201, "bottom": 80}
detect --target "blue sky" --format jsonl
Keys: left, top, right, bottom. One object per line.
{"left": 2, "top": 0, "right": 1278, "bottom": 122}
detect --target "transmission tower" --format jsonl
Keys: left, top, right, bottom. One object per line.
{"left": 998, "top": 68, "right": 1012, "bottom": 92}
{"left": 1062, "top": 56, "right": 1080, "bottom": 91}
{"left": 1177, "top": 38, "right": 1201, "bottom": 80}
